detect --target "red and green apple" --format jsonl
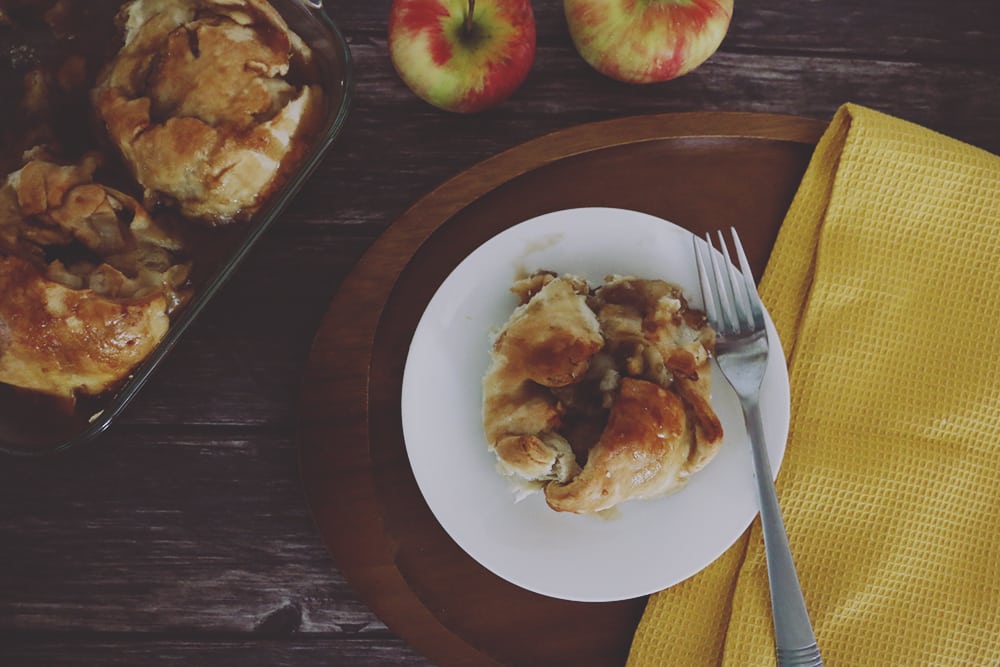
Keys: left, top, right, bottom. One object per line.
{"left": 564, "top": 0, "right": 734, "bottom": 84}
{"left": 388, "top": 0, "right": 536, "bottom": 113}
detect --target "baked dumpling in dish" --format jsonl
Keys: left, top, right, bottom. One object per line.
{"left": 0, "top": 255, "right": 169, "bottom": 401}
{"left": 92, "top": 0, "right": 324, "bottom": 225}
{"left": 1, "top": 153, "right": 192, "bottom": 313}
{"left": 0, "top": 153, "right": 190, "bottom": 402}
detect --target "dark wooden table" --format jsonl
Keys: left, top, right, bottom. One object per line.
{"left": 2, "top": 1, "right": 997, "bottom": 665}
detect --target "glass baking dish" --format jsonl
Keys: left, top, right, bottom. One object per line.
{"left": 0, "top": 0, "right": 352, "bottom": 456}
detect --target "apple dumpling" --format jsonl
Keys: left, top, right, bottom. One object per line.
{"left": 0, "top": 255, "right": 170, "bottom": 402}
{"left": 482, "top": 274, "right": 603, "bottom": 497}
{"left": 0, "top": 153, "right": 191, "bottom": 402}
{"left": 482, "top": 271, "right": 724, "bottom": 514}
{"left": 92, "top": 0, "right": 325, "bottom": 225}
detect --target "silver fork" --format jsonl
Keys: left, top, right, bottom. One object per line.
{"left": 693, "top": 229, "right": 823, "bottom": 667}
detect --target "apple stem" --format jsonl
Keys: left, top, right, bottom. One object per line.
{"left": 465, "top": 0, "right": 475, "bottom": 35}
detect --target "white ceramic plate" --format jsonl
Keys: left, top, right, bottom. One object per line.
{"left": 400, "top": 207, "right": 790, "bottom": 602}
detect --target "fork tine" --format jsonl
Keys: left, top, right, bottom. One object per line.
{"left": 705, "top": 233, "right": 739, "bottom": 333}
{"left": 692, "top": 236, "right": 720, "bottom": 327}
{"left": 716, "top": 229, "right": 756, "bottom": 333}
{"left": 729, "top": 228, "right": 766, "bottom": 330}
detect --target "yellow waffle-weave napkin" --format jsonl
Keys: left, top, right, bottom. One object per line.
{"left": 628, "top": 103, "right": 1000, "bottom": 666}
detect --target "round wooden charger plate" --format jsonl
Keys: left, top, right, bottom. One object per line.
{"left": 298, "top": 112, "right": 827, "bottom": 667}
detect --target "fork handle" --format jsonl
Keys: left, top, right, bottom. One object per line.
{"left": 742, "top": 398, "right": 823, "bottom": 667}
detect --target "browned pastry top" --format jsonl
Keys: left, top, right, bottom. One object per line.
{"left": 482, "top": 272, "right": 724, "bottom": 514}
{"left": 0, "top": 154, "right": 189, "bottom": 402}
{"left": 93, "top": 0, "right": 324, "bottom": 225}
{"left": 0, "top": 255, "right": 169, "bottom": 401}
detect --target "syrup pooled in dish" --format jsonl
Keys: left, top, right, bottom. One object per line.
{"left": 0, "top": 152, "right": 191, "bottom": 404}
{"left": 482, "top": 272, "right": 724, "bottom": 514}
{"left": 92, "top": 0, "right": 325, "bottom": 225}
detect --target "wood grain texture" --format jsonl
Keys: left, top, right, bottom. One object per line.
{"left": 2, "top": 640, "right": 431, "bottom": 666}
{"left": 330, "top": 0, "right": 1000, "bottom": 63}
{"left": 0, "top": 430, "right": 386, "bottom": 634}
{"left": 1, "top": 0, "right": 997, "bottom": 665}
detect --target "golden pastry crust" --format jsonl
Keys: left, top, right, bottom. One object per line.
{"left": 482, "top": 276, "right": 603, "bottom": 492}
{"left": 545, "top": 377, "right": 691, "bottom": 513}
{"left": 482, "top": 272, "right": 725, "bottom": 514}
{"left": 592, "top": 276, "right": 724, "bottom": 479}
{"left": 0, "top": 153, "right": 190, "bottom": 402}
{"left": 93, "top": 0, "right": 324, "bottom": 225}
{"left": 1, "top": 155, "right": 191, "bottom": 313}
{"left": 0, "top": 255, "right": 169, "bottom": 400}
